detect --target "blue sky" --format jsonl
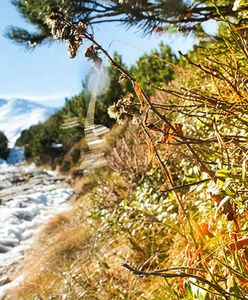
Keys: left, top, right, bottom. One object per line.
{"left": 0, "top": 1, "right": 215, "bottom": 108}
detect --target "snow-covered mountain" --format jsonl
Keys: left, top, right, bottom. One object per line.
{"left": 0, "top": 98, "right": 56, "bottom": 147}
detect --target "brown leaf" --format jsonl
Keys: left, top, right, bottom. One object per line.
{"left": 237, "top": 276, "right": 248, "bottom": 293}
{"left": 167, "top": 128, "right": 175, "bottom": 143}
{"left": 147, "top": 141, "right": 154, "bottom": 165}
{"left": 157, "top": 123, "right": 169, "bottom": 144}
{"left": 159, "top": 182, "right": 168, "bottom": 192}
{"left": 177, "top": 278, "right": 185, "bottom": 297}
{"left": 191, "top": 218, "right": 205, "bottom": 245}
{"left": 161, "top": 122, "right": 168, "bottom": 132}
{"left": 229, "top": 236, "right": 248, "bottom": 250}
{"left": 160, "top": 123, "right": 181, "bottom": 144}
{"left": 146, "top": 123, "right": 160, "bottom": 131}
{"left": 201, "top": 222, "right": 214, "bottom": 238}
{"left": 132, "top": 81, "right": 147, "bottom": 112}
{"left": 174, "top": 123, "right": 183, "bottom": 137}
{"left": 157, "top": 133, "right": 167, "bottom": 144}
{"left": 211, "top": 194, "right": 222, "bottom": 204}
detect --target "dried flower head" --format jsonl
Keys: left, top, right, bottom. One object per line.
{"left": 108, "top": 94, "right": 140, "bottom": 124}
{"left": 118, "top": 74, "right": 126, "bottom": 85}
{"left": 66, "top": 35, "right": 82, "bottom": 58}
{"left": 45, "top": 13, "right": 87, "bottom": 58}
{"left": 45, "top": 13, "right": 66, "bottom": 39}
{"left": 61, "top": 24, "right": 72, "bottom": 40}
{"left": 108, "top": 104, "right": 119, "bottom": 119}
{"left": 84, "top": 45, "right": 102, "bottom": 69}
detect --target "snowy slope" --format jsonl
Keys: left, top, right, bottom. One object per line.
{"left": 0, "top": 161, "right": 73, "bottom": 297}
{"left": 0, "top": 98, "right": 56, "bottom": 147}
{"left": 0, "top": 162, "right": 72, "bottom": 267}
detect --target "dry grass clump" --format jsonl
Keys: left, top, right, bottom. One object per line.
{"left": 106, "top": 123, "right": 148, "bottom": 183}
{"left": 7, "top": 207, "right": 93, "bottom": 299}
{"left": 40, "top": 213, "right": 71, "bottom": 236}
{"left": 58, "top": 139, "right": 89, "bottom": 174}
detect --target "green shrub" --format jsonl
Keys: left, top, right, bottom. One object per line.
{"left": 0, "top": 131, "right": 9, "bottom": 160}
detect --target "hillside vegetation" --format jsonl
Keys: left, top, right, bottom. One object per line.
{"left": 7, "top": 7, "right": 248, "bottom": 300}
{"left": 16, "top": 45, "right": 175, "bottom": 169}
{"left": 0, "top": 131, "right": 9, "bottom": 160}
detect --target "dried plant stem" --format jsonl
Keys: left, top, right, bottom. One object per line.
{"left": 48, "top": 15, "right": 215, "bottom": 181}
{"left": 164, "top": 178, "right": 213, "bottom": 192}
{"left": 82, "top": 28, "right": 223, "bottom": 248}
{"left": 178, "top": 51, "right": 243, "bottom": 99}
{"left": 141, "top": 124, "right": 198, "bottom": 248}
{"left": 123, "top": 263, "right": 231, "bottom": 300}
{"left": 89, "top": 33, "right": 215, "bottom": 176}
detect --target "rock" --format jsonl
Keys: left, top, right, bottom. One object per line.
{"left": 0, "top": 276, "right": 10, "bottom": 286}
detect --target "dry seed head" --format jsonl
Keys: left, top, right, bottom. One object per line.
{"left": 117, "top": 113, "right": 129, "bottom": 124}
{"left": 108, "top": 104, "right": 119, "bottom": 119}
{"left": 65, "top": 31, "right": 83, "bottom": 58}
{"left": 45, "top": 13, "right": 87, "bottom": 58}
{"left": 118, "top": 74, "right": 126, "bottom": 85}
{"left": 84, "top": 45, "right": 102, "bottom": 69}
{"left": 45, "top": 13, "right": 65, "bottom": 39}
{"left": 66, "top": 37, "right": 81, "bottom": 58}
{"left": 61, "top": 24, "right": 72, "bottom": 40}
{"left": 108, "top": 95, "right": 140, "bottom": 125}
{"left": 84, "top": 45, "right": 98, "bottom": 60}
{"left": 77, "top": 21, "right": 87, "bottom": 35}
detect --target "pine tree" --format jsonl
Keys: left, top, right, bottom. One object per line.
{"left": 0, "top": 131, "right": 9, "bottom": 160}
{"left": 130, "top": 43, "right": 177, "bottom": 95}
{"left": 7, "top": 0, "right": 247, "bottom": 48}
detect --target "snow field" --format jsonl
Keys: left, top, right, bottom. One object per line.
{"left": 0, "top": 160, "right": 73, "bottom": 269}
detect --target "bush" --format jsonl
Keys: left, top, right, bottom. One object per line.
{"left": 0, "top": 131, "right": 9, "bottom": 160}
{"left": 16, "top": 110, "right": 83, "bottom": 165}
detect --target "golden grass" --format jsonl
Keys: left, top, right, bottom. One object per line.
{"left": 5, "top": 193, "right": 92, "bottom": 299}
{"left": 5, "top": 178, "right": 168, "bottom": 300}
{"left": 40, "top": 213, "right": 71, "bottom": 236}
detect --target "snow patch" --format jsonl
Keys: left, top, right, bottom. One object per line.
{"left": 0, "top": 275, "right": 26, "bottom": 299}
{"left": 0, "top": 162, "right": 73, "bottom": 270}
{"left": 51, "top": 142, "right": 63, "bottom": 149}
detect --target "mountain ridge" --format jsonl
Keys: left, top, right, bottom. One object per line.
{"left": 0, "top": 98, "right": 56, "bottom": 147}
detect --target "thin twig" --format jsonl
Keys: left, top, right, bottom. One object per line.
{"left": 161, "top": 178, "right": 213, "bottom": 193}
{"left": 123, "top": 263, "right": 230, "bottom": 300}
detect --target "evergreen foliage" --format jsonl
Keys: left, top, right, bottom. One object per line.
{"left": 0, "top": 131, "right": 9, "bottom": 160}
{"left": 130, "top": 42, "right": 177, "bottom": 95}
{"left": 7, "top": 0, "right": 247, "bottom": 48}
{"left": 16, "top": 97, "right": 86, "bottom": 164}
